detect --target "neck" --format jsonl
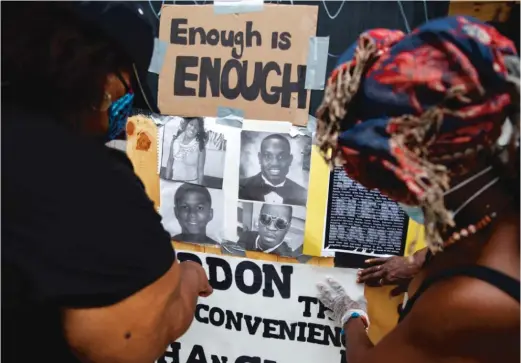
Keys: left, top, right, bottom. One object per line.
{"left": 183, "top": 133, "right": 195, "bottom": 143}
{"left": 258, "top": 238, "right": 281, "bottom": 250}
{"left": 262, "top": 173, "right": 285, "bottom": 185}
{"left": 181, "top": 232, "right": 207, "bottom": 242}
{"left": 441, "top": 167, "right": 515, "bottom": 245}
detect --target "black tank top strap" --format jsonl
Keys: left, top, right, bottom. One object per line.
{"left": 398, "top": 265, "right": 520, "bottom": 322}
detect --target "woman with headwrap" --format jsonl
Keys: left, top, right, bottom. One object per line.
{"left": 315, "top": 16, "right": 519, "bottom": 363}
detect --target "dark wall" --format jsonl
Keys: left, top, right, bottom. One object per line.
{"left": 134, "top": 0, "right": 450, "bottom": 117}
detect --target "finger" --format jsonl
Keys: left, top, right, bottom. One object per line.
{"left": 364, "top": 257, "right": 390, "bottom": 266}
{"left": 324, "top": 310, "right": 335, "bottom": 322}
{"left": 360, "top": 271, "right": 387, "bottom": 287}
{"left": 316, "top": 283, "right": 333, "bottom": 301}
{"left": 357, "top": 269, "right": 385, "bottom": 283}
{"left": 358, "top": 265, "right": 383, "bottom": 277}
{"left": 199, "top": 285, "right": 214, "bottom": 297}
{"left": 318, "top": 286, "right": 336, "bottom": 308}
{"left": 326, "top": 277, "right": 346, "bottom": 295}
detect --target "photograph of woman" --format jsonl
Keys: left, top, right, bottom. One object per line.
{"left": 159, "top": 116, "right": 226, "bottom": 189}
{"left": 163, "top": 117, "right": 206, "bottom": 184}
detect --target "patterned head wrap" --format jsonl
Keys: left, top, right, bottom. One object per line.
{"left": 316, "top": 16, "right": 519, "bottom": 254}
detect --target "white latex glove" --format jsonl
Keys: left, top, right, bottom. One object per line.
{"left": 317, "top": 276, "right": 369, "bottom": 327}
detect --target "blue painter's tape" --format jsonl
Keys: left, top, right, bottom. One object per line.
{"left": 305, "top": 37, "right": 330, "bottom": 90}
{"left": 216, "top": 106, "right": 244, "bottom": 128}
{"left": 307, "top": 115, "right": 317, "bottom": 136}
{"left": 148, "top": 38, "right": 168, "bottom": 75}
{"left": 214, "top": 0, "right": 264, "bottom": 14}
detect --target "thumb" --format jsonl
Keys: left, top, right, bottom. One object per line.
{"left": 324, "top": 310, "right": 335, "bottom": 322}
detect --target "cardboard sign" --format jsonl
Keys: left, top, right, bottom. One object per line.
{"left": 158, "top": 5, "right": 318, "bottom": 126}
{"left": 156, "top": 251, "right": 363, "bottom": 363}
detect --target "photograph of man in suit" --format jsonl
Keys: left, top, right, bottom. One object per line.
{"left": 238, "top": 134, "right": 307, "bottom": 206}
{"left": 237, "top": 204, "right": 303, "bottom": 258}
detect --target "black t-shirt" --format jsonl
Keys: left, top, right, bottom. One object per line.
{"left": 2, "top": 105, "right": 176, "bottom": 362}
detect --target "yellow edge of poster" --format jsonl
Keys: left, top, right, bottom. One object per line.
{"left": 303, "top": 146, "right": 331, "bottom": 256}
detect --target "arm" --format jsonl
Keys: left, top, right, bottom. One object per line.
{"left": 321, "top": 273, "right": 511, "bottom": 363}
{"left": 316, "top": 279, "right": 438, "bottom": 363}
{"left": 21, "top": 147, "right": 212, "bottom": 363}
{"left": 197, "top": 148, "right": 206, "bottom": 184}
{"left": 341, "top": 312, "right": 441, "bottom": 363}
{"left": 63, "top": 260, "right": 211, "bottom": 363}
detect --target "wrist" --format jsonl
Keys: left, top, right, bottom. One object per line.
{"left": 412, "top": 248, "right": 428, "bottom": 268}
{"left": 341, "top": 309, "right": 370, "bottom": 330}
{"left": 344, "top": 316, "right": 366, "bottom": 331}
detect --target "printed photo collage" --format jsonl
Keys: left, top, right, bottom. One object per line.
{"left": 155, "top": 114, "right": 312, "bottom": 259}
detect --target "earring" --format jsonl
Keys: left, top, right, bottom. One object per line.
{"left": 100, "top": 92, "right": 113, "bottom": 111}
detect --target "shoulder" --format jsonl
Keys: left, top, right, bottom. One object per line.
{"left": 276, "top": 243, "right": 302, "bottom": 258}
{"left": 290, "top": 244, "right": 304, "bottom": 258}
{"left": 237, "top": 231, "right": 258, "bottom": 248}
{"left": 205, "top": 236, "right": 219, "bottom": 245}
{"left": 240, "top": 173, "right": 261, "bottom": 186}
{"left": 400, "top": 273, "right": 520, "bottom": 359}
{"left": 3, "top": 110, "right": 175, "bottom": 307}
{"left": 285, "top": 178, "right": 306, "bottom": 192}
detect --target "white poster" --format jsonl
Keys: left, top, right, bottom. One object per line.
{"left": 157, "top": 251, "right": 363, "bottom": 363}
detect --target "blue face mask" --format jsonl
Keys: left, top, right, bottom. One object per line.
{"left": 107, "top": 91, "right": 135, "bottom": 141}
{"left": 398, "top": 203, "right": 425, "bottom": 224}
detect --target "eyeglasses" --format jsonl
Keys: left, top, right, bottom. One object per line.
{"left": 259, "top": 213, "right": 289, "bottom": 230}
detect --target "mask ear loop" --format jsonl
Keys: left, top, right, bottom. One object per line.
{"left": 115, "top": 71, "right": 132, "bottom": 94}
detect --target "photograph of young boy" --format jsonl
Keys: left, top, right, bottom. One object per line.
{"left": 172, "top": 183, "right": 219, "bottom": 245}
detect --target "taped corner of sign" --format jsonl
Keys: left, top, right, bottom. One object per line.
{"left": 216, "top": 106, "right": 244, "bottom": 128}
{"left": 305, "top": 36, "right": 330, "bottom": 91}
{"left": 214, "top": 0, "right": 264, "bottom": 15}
{"left": 148, "top": 38, "right": 168, "bottom": 75}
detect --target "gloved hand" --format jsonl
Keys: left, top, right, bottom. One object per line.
{"left": 317, "top": 277, "right": 369, "bottom": 328}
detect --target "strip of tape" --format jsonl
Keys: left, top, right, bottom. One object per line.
{"left": 289, "top": 115, "right": 317, "bottom": 138}
{"left": 307, "top": 114, "right": 317, "bottom": 138}
{"left": 214, "top": 0, "right": 264, "bottom": 14}
{"left": 148, "top": 38, "right": 168, "bottom": 75}
{"left": 220, "top": 242, "right": 247, "bottom": 257}
{"left": 305, "top": 37, "right": 330, "bottom": 90}
{"left": 216, "top": 106, "right": 244, "bottom": 128}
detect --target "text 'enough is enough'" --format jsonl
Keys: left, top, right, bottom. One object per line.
{"left": 169, "top": 19, "right": 307, "bottom": 108}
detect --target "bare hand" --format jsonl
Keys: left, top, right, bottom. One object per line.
{"left": 357, "top": 255, "right": 422, "bottom": 296}
{"left": 180, "top": 261, "right": 213, "bottom": 298}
